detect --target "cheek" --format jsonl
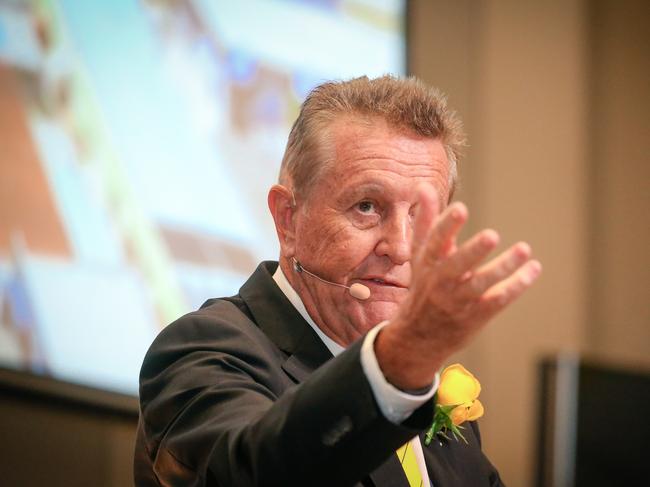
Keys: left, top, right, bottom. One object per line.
{"left": 298, "top": 217, "right": 345, "bottom": 255}
{"left": 298, "top": 217, "right": 379, "bottom": 272}
{"left": 327, "top": 228, "right": 380, "bottom": 275}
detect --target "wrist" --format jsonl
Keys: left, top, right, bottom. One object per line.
{"left": 374, "top": 322, "right": 445, "bottom": 391}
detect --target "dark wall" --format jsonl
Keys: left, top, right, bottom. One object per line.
{"left": 0, "top": 371, "right": 138, "bottom": 487}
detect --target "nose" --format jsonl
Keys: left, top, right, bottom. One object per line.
{"left": 374, "top": 209, "right": 411, "bottom": 265}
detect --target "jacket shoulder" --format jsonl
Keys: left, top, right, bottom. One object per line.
{"left": 142, "top": 296, "right": 272, "bottom": 363}
{"left": 138, "top": 296, "right": 289, "bottom": 419}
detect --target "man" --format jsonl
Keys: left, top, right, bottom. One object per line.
{"left": 134, "top": 76, "right": 541, "bottom": 486}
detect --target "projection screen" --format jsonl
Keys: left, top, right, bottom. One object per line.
{"left": 0, "top": 0, "right": 406, "bottom": 395}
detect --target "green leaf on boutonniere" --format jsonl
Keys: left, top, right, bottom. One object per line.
{"left": 449, "top": 423, "right": 467, "bottom": 444}
{"left": 425, "top": 400, "right": 452, "bottom": 445}
{"left": 424, "top": 399, "right": 469, "bottom": 446}
{"left": 437, "top": 404, "right": 458, "bottom": 416}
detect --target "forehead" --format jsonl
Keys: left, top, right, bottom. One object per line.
{"left": 315, "top": 118, "right": 450, "bottom": 201}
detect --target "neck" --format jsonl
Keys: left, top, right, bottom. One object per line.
{"left": 279, "top": 256, "right": 356, "bottom": 347}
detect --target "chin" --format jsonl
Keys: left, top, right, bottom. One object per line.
{"left": 351, "top": 300, "right": 400, "bottom": 333}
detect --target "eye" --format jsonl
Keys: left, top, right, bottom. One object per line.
{"left": 348, "top": 199, "right": 380, "bottom": 229}
{"left": 356, "top": 200, "right": 376, "bottom": 214}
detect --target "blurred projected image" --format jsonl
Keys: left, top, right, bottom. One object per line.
{"left": 0, "top": 0, "right": 405, "bottom": 394}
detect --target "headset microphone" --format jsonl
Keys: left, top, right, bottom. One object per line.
{"left": 292, "top": 258, "right": 371, "bottom": 300}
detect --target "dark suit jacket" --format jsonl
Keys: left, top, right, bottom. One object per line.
{"left": 134, "top": 261, "right": 504, "bottom": 486}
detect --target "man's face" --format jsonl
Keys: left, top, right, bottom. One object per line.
{"left": 290, "top": 118, "right": 451, "bottom": 346}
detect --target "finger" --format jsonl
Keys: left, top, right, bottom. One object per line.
{"left": 457, "top": 241, "right": 531, "bottom": 298}
{"left": 479, "top": 259, "right": 542, "bottom": 316}
{"left": 424, "top": 202, "right": 468, "bottom": 261}
{"left": 439, "top": 228, "right": 500, "bottom": 280}
{"left": 412, "top": 184, "right": 439, "bottom": 250}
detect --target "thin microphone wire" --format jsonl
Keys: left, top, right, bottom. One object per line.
{"left": 292, "top": 258, "right": 351, "bottom": 290}
{"left": 292, "top": 258, "right": 371, "bottom": 300}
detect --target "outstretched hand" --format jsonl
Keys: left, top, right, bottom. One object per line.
{"left": 375, "top": 185, "right": 542, "bottom": 390}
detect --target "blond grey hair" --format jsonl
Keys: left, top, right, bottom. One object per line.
{"left": 278, "top": 75, "right": 466, "bottom": 201}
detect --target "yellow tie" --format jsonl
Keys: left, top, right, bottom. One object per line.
{"left": 396, "top": 441, "right": 424, "bottom": 487}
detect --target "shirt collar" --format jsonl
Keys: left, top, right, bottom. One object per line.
{"left": 272, "top": 264, "right": 345, "bottom": 357}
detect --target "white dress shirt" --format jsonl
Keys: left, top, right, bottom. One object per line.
{"left": 273, "top": 266, "right": 437, "bottom": 486}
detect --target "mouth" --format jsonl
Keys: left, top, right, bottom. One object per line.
{"left": 358, "top": 277, "right": 408, "bottom": 289}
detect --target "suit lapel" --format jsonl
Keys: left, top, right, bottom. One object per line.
{"left": 418, "top": 426, "right": 486, "bottom": 486}
{"left": 240, "top": 261, "right": 411, "bottom": 487}
{"left": 239, "top": 261, "right": 332, "bottom": 384}
{"left": 368, "top": 453, "right": 412, "bottom": 487}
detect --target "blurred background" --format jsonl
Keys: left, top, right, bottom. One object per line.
{"left": 0, "top": 0, "right": 647, "bottom": 486}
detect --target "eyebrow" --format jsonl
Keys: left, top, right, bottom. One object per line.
{"left": 336, "top": 182, "right": 386, "bottom": 205}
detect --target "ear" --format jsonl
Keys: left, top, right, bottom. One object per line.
{"left": 268, "top": 184, "right": 297, "bottom": 257}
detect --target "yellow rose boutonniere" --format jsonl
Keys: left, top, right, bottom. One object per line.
{"left": 424, "top": 364, "right": 484, "bottom": 446}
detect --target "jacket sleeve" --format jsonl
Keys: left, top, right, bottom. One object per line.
{"left": 135, "top": 302, "right": 434, "bottom": 487}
